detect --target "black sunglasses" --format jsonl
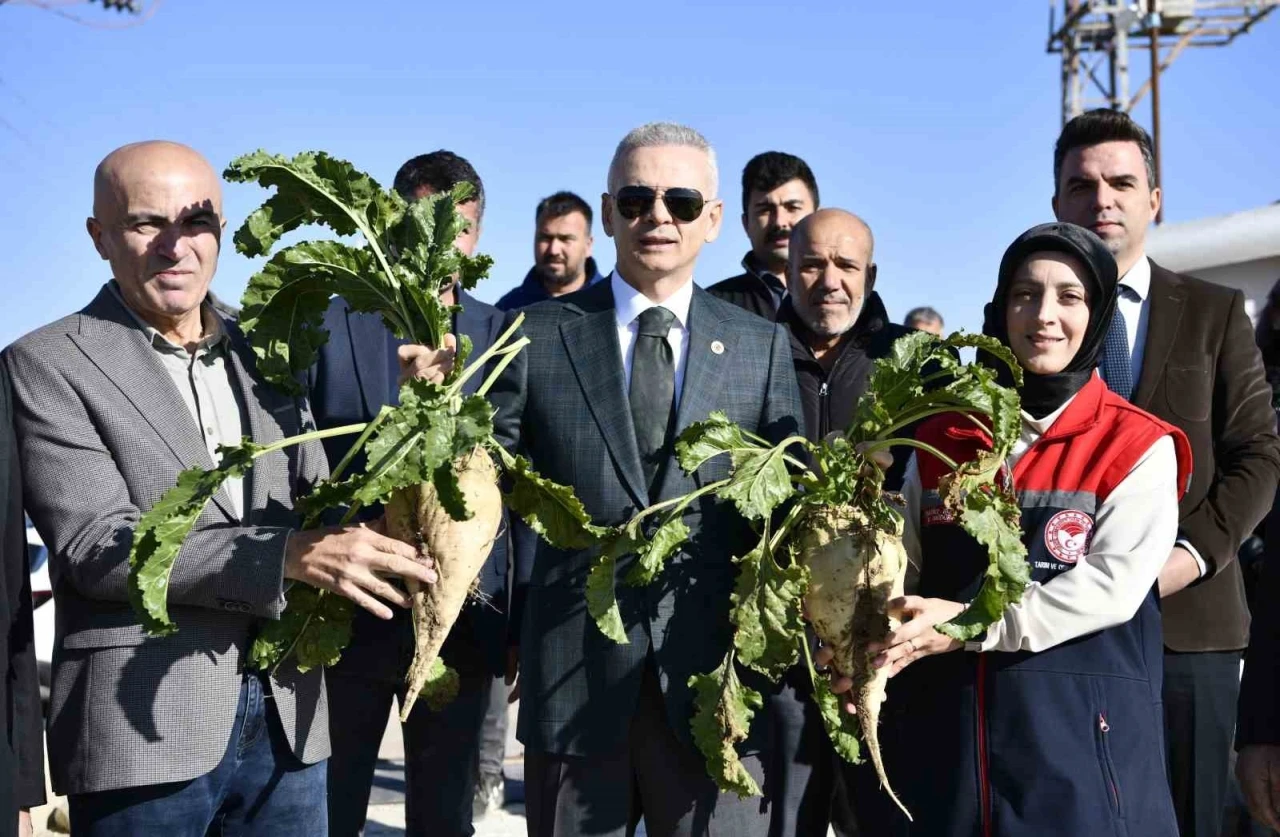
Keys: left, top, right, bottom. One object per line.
{"left": 612, "top": 186, "right": 707, "bottom": 223}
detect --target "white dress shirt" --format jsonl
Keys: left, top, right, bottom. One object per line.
{"left": 901, "top": 392, "right": 1181, "bottom": 653}
{"left": 1120, "top": 255, "right": 1205, "bottom": 576}
{"left": 612, "top": 270, "right": 694, "bottom": 407}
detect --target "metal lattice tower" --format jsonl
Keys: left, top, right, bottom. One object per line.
{"left": 1047, "top": 1, "right": 1278, "bottom": 221}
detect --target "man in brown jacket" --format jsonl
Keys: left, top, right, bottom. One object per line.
{"left": 1052, "top": 108, "right": 1280, "bottom": 836}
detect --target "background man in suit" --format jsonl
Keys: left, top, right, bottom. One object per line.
{"left": 495, "top": 191, "right": 606, "bottom": 310}
{"left": 483, "top": 122, "right": 804, "bottom": 837}
{"left": 312, "top": 149, "right": 516, "bottom": 837}
{"left": 1052, "top": 109, "right": 1280, "bottom": 837}
{"left": 4, "top": 141, "right": 434, "bottom": 835}
{"left": 707, "top": 151, "right": 819, "bottom": 320}
{"left": 0, "top": 366, "right": 45, "bottom": 837}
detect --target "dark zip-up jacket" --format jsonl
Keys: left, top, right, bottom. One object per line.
{"left": 706, "top": 253, "right": 786, "bottom": 320}
{"left": 495, "top": 258, "right": 605, "bottom": 312}
{"left": 779, "top": 293, "right": 914, "bottom": 490}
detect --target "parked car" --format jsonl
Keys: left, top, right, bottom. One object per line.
{"left": 26, "top": 518, "right": 52, "bottom": 710}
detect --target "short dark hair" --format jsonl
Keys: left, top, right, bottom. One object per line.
{"left": 1053, "top": 109, "right": 1157, "bottom": 195}
{"left": 535, "top": 191, "right": 592, "bottom": 229}
{"left": 904, "top": 306, "right": 943, "bottom": 327}
{"left": 741, "top": 151, "right": 819, "bottom": 214}
{"left": 392, "top": 150, "right": 485, "bottom": 217}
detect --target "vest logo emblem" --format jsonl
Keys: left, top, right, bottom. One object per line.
{"left": 923, "top": 506, "right": 956, "bottom": 526}
{"left": 1044, "top": 510, "right": 1093, "bottom": 564}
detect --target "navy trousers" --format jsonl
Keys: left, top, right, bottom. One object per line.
{"left": 325, "top": 666, "right": 493, "bottom": 837}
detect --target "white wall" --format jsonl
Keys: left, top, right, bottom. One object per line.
{"left": 1183, "top": 256, "right": 1280, "bottom": 326}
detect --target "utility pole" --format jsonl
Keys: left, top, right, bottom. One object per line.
{"left": 1147, "top": 1, "right": 1164, "bottom": 222}
{"left": 1047, "top": 1, "right": 1279, "bottom": 224}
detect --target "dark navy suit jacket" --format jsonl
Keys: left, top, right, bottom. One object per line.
{"left": 308, "top": 289, "right": 514, "bottom": 681}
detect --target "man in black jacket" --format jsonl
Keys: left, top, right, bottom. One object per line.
{"left": 771, "top": 208, "right": 914, "bottom": 836}
{"left": 782, "top": 210, "right": 912, "bottom": 462}
{"left": 707, "top": 151, "right": 818, "bottom": 320}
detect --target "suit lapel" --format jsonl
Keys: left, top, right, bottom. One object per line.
{"left": 1133, "top": 262, "right": 1187, "bottom": 409}
{"left": 559, "top": 283, "right": 649, "bottom": 508}
{"left": 655, "top": 288, "right": 738, "bottom": 499}
{"left": 345, "top": 305, "right": 395, "bottom": 415}
{"left": 70, "top": 287, "right": 238, "bottom": 520}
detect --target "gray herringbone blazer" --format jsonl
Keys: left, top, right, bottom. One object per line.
{"left": 490, "top": 280, "right": 804, "bottom": 757}
{"left": 3, "top": 284, "right": 330, "bottom": 795}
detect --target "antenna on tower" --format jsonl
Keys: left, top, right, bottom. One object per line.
{"left": 1047, "top": 1, "right": 1278, "bottom": 222}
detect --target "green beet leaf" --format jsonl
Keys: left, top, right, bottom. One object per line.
{"left": 622, "top": 516, "right": 690, "bottom": 587}
{"left": 225, "top": 150, "right": 402, "bottom": 257}
{"left": 937, "top": 482, "right": 1029, "bottom": 641}
{"left": 586, "top": 553, "right": 628, "bottom": 644}
{"left": 717, "top": 443, "right": 797, "bottom": 521}
{"left": 431, "top": 459, "right": 471, "bottom": 522}
{"left": 289, "top": 590, "right": 356, "bottom": 672}
{"left": 351, "top": 380, "right": 458, "bottom": 510}
{"left": 129, "top": 439, "right": 267, "bottom": 636}
{"left": 496, "top": 448, "right": 606, "bottom": 550}
{"left": 238, "top": 240, "right": 388, "bottom": 393}
{"left": 811, "top": 676, "right": 863, "bottom": 765}
{"left": 249, "top": 584, "right": 355, "bottom": 673}
{"left": 688, "top": 653, "right": 764, "bottom": 798}
{"left": 674, "top": 412, "right": 800, "bottom": 521}
{"left": 675, "top": 410, "right": 754, "bottom": 472}
{"left": 422, "top": 657, "right": 461, "bottom": 711}
{"left": 730, "top": 544, "right": 808, "bottom": 679}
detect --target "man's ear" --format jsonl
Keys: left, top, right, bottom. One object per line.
{"left": 601, "top": 193, "right": 615, "bottom": 237}
{"left": 866, "top": 263, "right": 878, "bottom": 295}
{"left": 86, "top": 217, "right": 109, "bottom": 261}
{"left": 704, "top": 200, "right": 724, "bottom": 244}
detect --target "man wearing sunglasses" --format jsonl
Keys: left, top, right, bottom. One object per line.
{"left": 480, "top": 122, "right": 804, "bottom": 837}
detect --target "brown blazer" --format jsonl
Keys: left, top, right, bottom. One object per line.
{"left": 1131, "top": 261, "right": 1280, "bottom": 652}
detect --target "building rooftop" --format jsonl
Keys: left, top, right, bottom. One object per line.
{"left": 1147, "top": 201, "right": 1280, "bottom": 272}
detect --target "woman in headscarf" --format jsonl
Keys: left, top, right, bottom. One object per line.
{"left": 870, "top": 222, "right": 1192, "bottom": 836}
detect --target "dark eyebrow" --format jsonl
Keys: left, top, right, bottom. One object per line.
{"left": 1064, "top": 175, "right": 1097, "bottom": 188}
{"left": 180, "top": 208, "right": 219, "bottom": 224}
{"left": 122, "top": 212, "right": 170, "bottom": 226}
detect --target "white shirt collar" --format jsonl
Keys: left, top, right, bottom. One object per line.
{"left": 611, "top": 270, "right": 694, "bottom": 331}
{"left": 1119, "top": 254, "right": 1151, "bottom": 301}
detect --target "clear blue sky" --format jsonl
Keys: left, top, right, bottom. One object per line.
{"left": 1, "top": 1, "right": 1277, "bottom": 347}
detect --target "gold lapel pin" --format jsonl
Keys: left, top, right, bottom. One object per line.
{"left": 711, "top": 340, "right": 725, "bottom": 355}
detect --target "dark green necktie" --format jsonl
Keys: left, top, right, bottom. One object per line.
{"left": 629, "top": 306, "right": 677, "bottom": 494}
